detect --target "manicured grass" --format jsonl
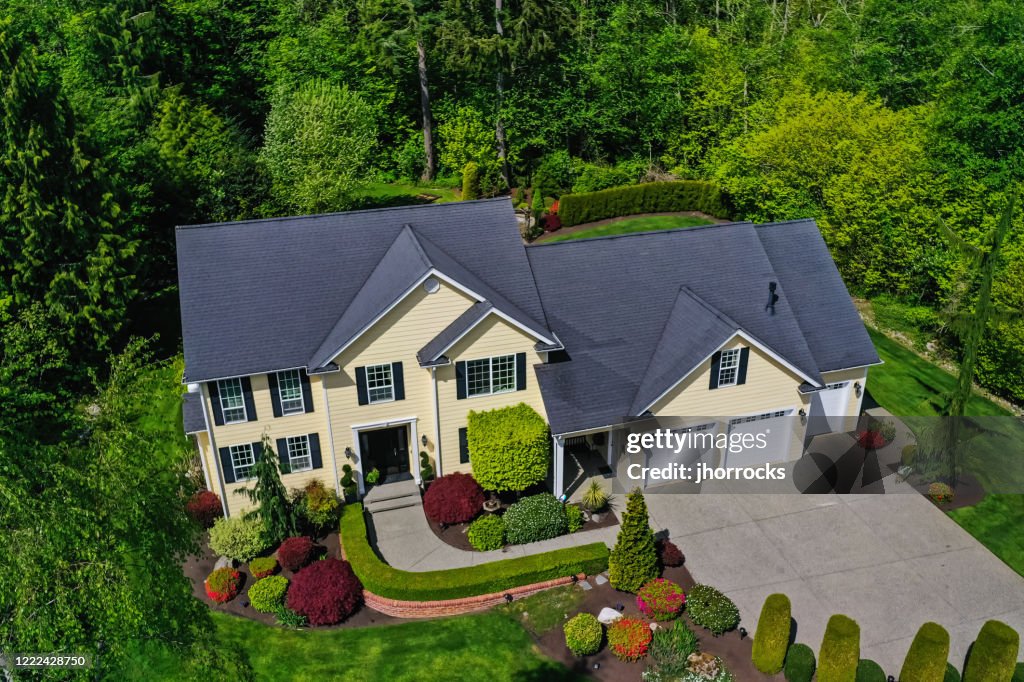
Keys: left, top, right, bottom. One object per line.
{"left": 544, "top": 214, "right": 714, "bottom": 242}
{"left": 499, "top": 584, "right": 585, "bottom": 636}
{"left": 949, "top": 495, "right": 1024, "bottom": 577}
{"left": 352, "top": 180, "right": 460, "bottom": 208}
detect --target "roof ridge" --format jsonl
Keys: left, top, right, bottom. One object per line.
{"left": 677, "top": 286, "right": 741, "bottom": 330}
{"left": 527, "top": 220, "right": 754, "bottom": 248}
{"left": 175, "top": 197, "right": 511, "bottom": 231}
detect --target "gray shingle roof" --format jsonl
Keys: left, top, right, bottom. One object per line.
{"left": 176, "top": 199, "right": 551, "bottom": 382}
{"left": 417, "top": 300, "right": 493, "bottom": 366}
{"left": 182, "top": 391, "right": 207, "bottom": 433}
{"left": 529, "top": 219, "right": 876, "bottom": 434}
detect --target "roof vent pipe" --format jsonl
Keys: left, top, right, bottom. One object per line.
{"left": 765, "top": 281, "right": 779, "bottom": 315}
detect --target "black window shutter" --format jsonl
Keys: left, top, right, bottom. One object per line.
{"left": 208, "top": 381, "right": 224, "bottom": 426}
{"left": 300, "top": 372, "right": 314, "bottom": 413}
{"left": 276, "top": 437, "right": 289, "bottom": 470}
{"left": 268, "top": 373, "right": 282, "bottom": 417}
{"left": 709, "top": 351, "right": 722, "bottom": 390}
{"left": 309, "top": 433, "right": 323, "bottom": 469}
{"left": 392, "top": 362, "right": 405, "bottom": 400}
{"left": 515, "top": 353, "right": 527, "bottom": 391}
{"left": 252, "top": 440, "right": 264, "bottom": 462}
{"left": 219, "top": 447, "right": 235, "bottom": 483}
{"left": 241, "top": 377, "right": 257, "bottom": 421}
{"left": 355, "top": 366, "right": 368, "bottom": 405}
{"left": 456, "top": 361, "right": 467, "bottom": 400}
{"left": 737, "top": 347, "right": 750, "bottom": 385}
{"left": 458, "top": 427, "right": 470, "bottom": 463}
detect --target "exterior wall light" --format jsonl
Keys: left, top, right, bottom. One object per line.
{"left": 421, "top": 434, "right": 428, "bottom": 447}
{"left": 854, "top": 381, "right": 863, "bottom": 397}
{"left": 798, "top": 408, "right": 807, "bottom": 424}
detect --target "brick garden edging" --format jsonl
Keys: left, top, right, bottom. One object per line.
{"left": 361, "top": 573, "right": 588, "bottom": 618}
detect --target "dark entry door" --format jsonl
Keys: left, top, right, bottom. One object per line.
{"left": 359, "top": 425, "right": 410, "bottom": 480}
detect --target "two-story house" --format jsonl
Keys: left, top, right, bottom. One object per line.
{"left": 178, "top": 198, "right": 879, "bottom": 516}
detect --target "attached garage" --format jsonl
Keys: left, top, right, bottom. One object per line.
{"left": 644, "top": 422, "right": 717, "bottom": 488}
{"left": 807, "top": 381, "right": 852, "bottom": 436}
{"left": 724, "top": 409, "right": 795, "bottom": 467}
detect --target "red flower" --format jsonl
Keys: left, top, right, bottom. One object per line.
{"left": 204, "top": 568, "right": 241, "bottom": 604}
{"left": 607, "top": 617, "right": 653, "bottom": 661}
{"left": 550, "top": 199, "right": 560, "bottom": 214}
{"left": 636, "top": 578, "right": 686, "bottom": 620}
{"left": 857, "top": 430, "right": 886, "bottom": 450}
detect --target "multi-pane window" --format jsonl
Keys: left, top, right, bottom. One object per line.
{"left": 467, "top": 355, "right": 516, "bottom": 397}
{"left": 366, "top": 363, "right": 394, "bottom": 403}
{"left": 286, "top": 435, "right": 312, "bottom": 472}
{"left": 717, "top": 348, "right": 741, "bottom": 387}
{"left": 277, "top": 370, "right": 305, "bottom": 414}
{"left": 218, "top": 378, "right": 247, "bottom": 423}
{"left": 728, "top": 410, "right": 788, "bottom": 426}
{"left": 230, "top": 443, "right": 255, "bottom": 480}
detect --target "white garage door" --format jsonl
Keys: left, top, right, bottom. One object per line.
{"left": 725, "top": 409, "right": 794, "bottom": 468}
{"left": 645, "top": 422, "right": 717, "bottom": 487}
{"left": 808, "top": 382, "right": 852, "bottom": 436}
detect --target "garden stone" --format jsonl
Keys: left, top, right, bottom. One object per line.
{"left": 579, "top": 580, "right": 593, "bottom": 591}
{"left": 214, "top": 556, "right": 234, "bottom": 570}
{"left": 594, "top": 574, "right": 608, "bottom": 585}
{"left": 598, "top": 607, "right": 623, "bottom": 625}
{"left": 650, "top": 622, "right": 659, "bottom": 631}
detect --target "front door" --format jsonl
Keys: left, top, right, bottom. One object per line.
{"left": 359, "top": 425, "right": 410, "bottom": 481}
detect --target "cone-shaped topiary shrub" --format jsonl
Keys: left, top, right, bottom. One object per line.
{"left": 608, "top": 489, "right": 658, "bottom": 593}
{"left": 819, "top": 614, "right": 860, "bottom": 682}
{"left": 900, "top": 622, "right": 951, "bottom": 682}
{"left": 752, "top": 593, "right": 792, "bottom": 674}
{"left": 423, "top": 472, "right": 484, "bottom": 525}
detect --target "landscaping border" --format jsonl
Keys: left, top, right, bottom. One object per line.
{"left": 340, "top": 504, "right": 609, "bottom": 602}
{"left": 558, "top": 180, "right": 731, "bottom": 227}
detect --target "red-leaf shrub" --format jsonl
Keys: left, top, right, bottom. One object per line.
{"left": 608, "top": 616, "right": 653, "bottom": 661}
{"left": 637, "top": 578, "right": 686, "bottom": 620}
{"left": 186, "top": 490, "right": 222, "bottom": 528}
{"left": 285, "top": 558, "right": 362, "bottom": 625}
{"left": 204, "top": 567, "right": 242, "bottom": 603}
{"left": 550, "top": 199, "right": 559, "bottom": 214}
{"left": 423, "top": 473, "right": 484, "bottom": 525}
{"left": 543, "top": 214, "right": 562, "bottom": 232}
{"left": 657, "top": 538, "right": 685, "bottom": 567}
{"left": 857, "top": 430, "right": 886, "bottom": 450}
{"left": 277, "top": 536, "right": 316, "bottom": 572}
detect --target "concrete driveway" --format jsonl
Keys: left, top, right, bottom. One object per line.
{"left": 644, "top": 489, "right": 1024, "bottom": 675}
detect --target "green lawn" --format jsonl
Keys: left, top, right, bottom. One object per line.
{"left": 498, "top": 584, "right": 585, "bottom": 637}
{"left": 948, "top": 495, "right": 1024, "bottom": 577}
{"left": 352, "top": 180, "right": 460, "bottom": 209}
{"left": 545, "top": 214, "right": 714, "bottom": 242}
{"left": 118, "top": 611, "right": 580, "bottom": 681}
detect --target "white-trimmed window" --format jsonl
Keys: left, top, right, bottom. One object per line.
{"left": 277, "top": 370, "right": 305, "bottom": 414}
{"left": 717, "top": 348, "right": 741, "bottom": 387}
{"left": 467, "top": 355, "right": 516, "bottom": 397}
{"left": 366, "top": 363, "right": 394, "bottom": 403}
{"left": 286, "top": 435, "right": 312, "bottom": 472}
{"left": 218, "top": 378, "right": 247, "bottom": 423}
{"left": 230, "top": 443, "right": 255, "bottom": 480}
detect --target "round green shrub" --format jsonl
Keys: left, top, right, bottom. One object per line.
{"left": 564, "top": 613, "right": 603, "bottom": 656}
{"left": 945, "top": 662, "right": 962, "bottom": 682}
{"left": 819, "top": 614, "right": 861, "bottom": 682}
{"left": 249, "top": 556, "right": 278, "bottom": 579}
{"left": 209, "top": 516, "right": 269, "bottom": 563}
{"left": 248, "top": 576, "right": 289, "bottom": 613}
{"left": 503, "top": 493, "right": 568, "bottom": 545}
{"left": 784, "top": 643, "right": 816, "bottom": 682}
{"left": 752, "top": 593, "right": 792, "bottom": 674}
{"left": 963, "top": 620, "right": 1019, "bottom": 682}
{"left": 566, "top": 504, "right": 584, "bottom": 533}
{"left": 686, "top": 584, "right": 740, "bottom": 635}
{"left": 468, "top": 514, "right": 505, "bottom": 551}
{"left": 856, "top": 659, "right": 886, "bottom": 682}
{"left": 900, "top": 622, "right": 950, "bottom": 682}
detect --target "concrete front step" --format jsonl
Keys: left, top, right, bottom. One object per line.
{"left": 366, "top": 494, "right": 422, "bottom": 514}
{"left": 362, "top": 478, "right": 421, "bottom": 504}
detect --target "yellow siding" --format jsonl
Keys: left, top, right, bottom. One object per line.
{"left": 435, "top": 315, "right": 549, "bottom": 476}
{"left": 650, "top": 335, "right": 812, "bottom": 461}
{"left": 321, "top": 280, "right": 475, "bottom": 485}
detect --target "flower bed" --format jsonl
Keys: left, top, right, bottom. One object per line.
{"left": 637, "top": 578, "right": 685, "bottom": 621}
{"left": 340, "top": 503, "right": 608, "bottom": 601}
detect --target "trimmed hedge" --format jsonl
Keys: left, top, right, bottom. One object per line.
{"left": 964, "top": 620, "right": 1019, "bottom": 682}
{"left": 687, "top": 584, "right": 740, "bottom": 635}
{"left": 467, "top": 403, "right": 550, "bottom": 493}
{"left": 752, "top": 593, "right": 792, "bottom": 674}
{"left": 784, "top": 643, "right": 816, "bottom": 682}
{"left": 855, "top": 659, "right": 886, "bottom": 682}
{"left": 503, "top": 493, "right": 568, "bottom": 544}
{"left": 558, "top": 181, "right": 730, "bottom": 227}
{"left": 340, "top": 503, "right": 609, "bottom": 601}
{"left": 900, "top": 622, "right": 951, "bottom": 682}
{"left": 819, "top": 615, "right": 861, "bottom": 682}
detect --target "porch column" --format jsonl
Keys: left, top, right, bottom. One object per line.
{"left": 410, "top": 420, "right": 421, "bottom": 485}
{"left": 606, "top": 428, "right": 615, "bottom": 467}
{"left": 351, "top": 427, "right": 366, "bottom": 496}
{"left": 553, "top": 435, "right": 565, "bottom": 498}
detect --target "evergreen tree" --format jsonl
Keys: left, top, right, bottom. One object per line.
{"left": 608, "top": 488, "right": 659, "bottom": 593}
{"left": 236, "top": 434, "right": 297, "bottom": 545}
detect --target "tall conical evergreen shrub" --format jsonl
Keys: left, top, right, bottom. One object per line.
{"left": 608, "top": 489, "right": 659, "bottom": 593}
{"left": 236, "top": 434, "right": 297, "bottom": 545}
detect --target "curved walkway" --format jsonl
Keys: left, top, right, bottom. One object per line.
{"left": 368, "top": 504, "right": 618, "bottom": 572}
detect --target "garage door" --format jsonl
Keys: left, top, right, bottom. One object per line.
{"left": 645, "top": 422, "right": 717, "bottom": 487}
{"left": 807, "top": 382, "right": 851, "bottom": 436}
{"left": 725, "top": 409, "right": 794, "bottom": 468}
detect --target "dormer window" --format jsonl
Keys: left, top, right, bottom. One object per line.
{"left": 717, "top": 348, "right": 741, "bottom": 387}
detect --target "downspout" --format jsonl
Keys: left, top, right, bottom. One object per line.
{"left": 200, "top": 383, "right": 230, "bottom": 518}
{"left": 321, "top": 377, "right": 342, "bottom": 496}
{"left": 431, "top": 366, "right": 443, "bottom": 478}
